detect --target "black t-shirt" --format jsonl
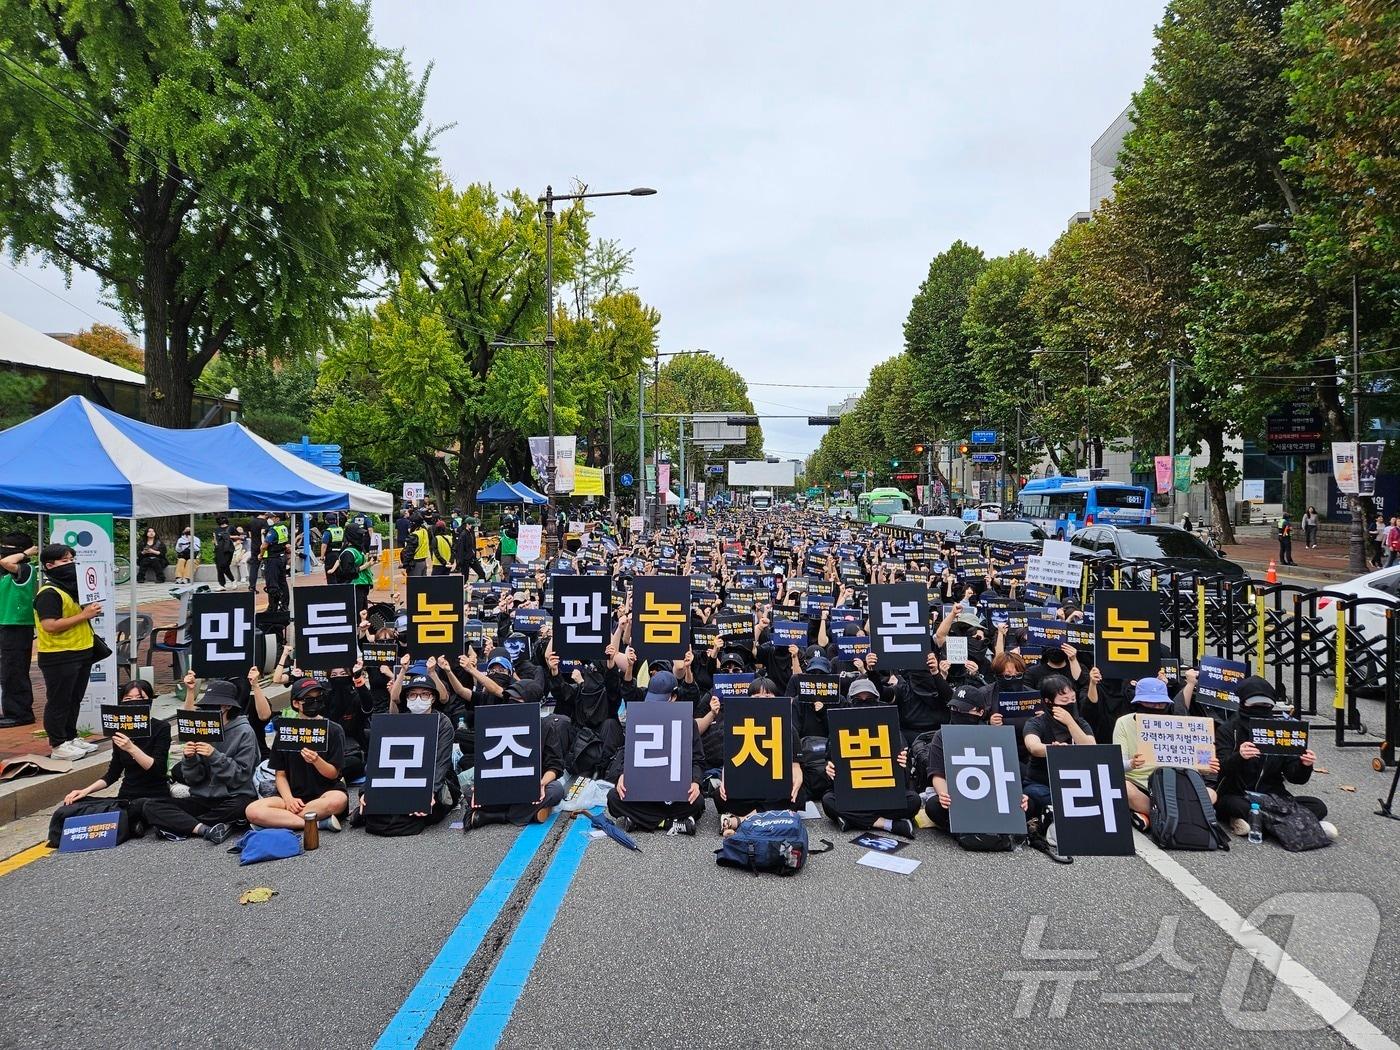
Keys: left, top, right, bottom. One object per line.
{"left": 104, "top": 717, "right": 172, "bottom": 799}
{"left": 33, "top": 585, "right": 92, "bottom": 664}
{"left": 270, "top": 720, "right": 347, "bottom": 801}
{"left": 1022, "top": 707, "right": 1094, "bottom": 784}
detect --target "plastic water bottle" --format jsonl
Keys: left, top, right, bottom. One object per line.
{"left": 1248, "top": 801, "right": 1263, "bottom": 845}
{"left": 265, "top": 719, "right": 277, "bottom": 752}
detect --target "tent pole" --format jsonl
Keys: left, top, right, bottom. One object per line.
{"left": 189, "top": 513, "right": 195, "bottom": 583}
{"left": 287, "top": 513, "right": 297, "bottom": 622}
{"left": 129, "top": 518, "right": 138, "bottom": 682}
{"left": 389, "top": 499, "right": 398, "bottom": 600}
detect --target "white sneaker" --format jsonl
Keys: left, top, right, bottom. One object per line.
{"left": 69, "top": 737, "right": 99, "bottom": 754}
{"left": 50, "top": 742, "right": 86, "bottom": 761}
{"left": 1229, "top": 818, "right": 1251, "bottom": 837}
{"left": 1320, "top": 820, "right": 1339, "bottom": 840}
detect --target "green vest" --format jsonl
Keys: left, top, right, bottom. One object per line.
{"left": 0, "top": 564, "right": 37, "bottom": 627}
{"left": 350, "top": 548, "right": 375, "bottom": 586}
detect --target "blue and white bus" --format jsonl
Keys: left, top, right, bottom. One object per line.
{"left": 1016, "top": 477, "right": 1153, "bottom": 536}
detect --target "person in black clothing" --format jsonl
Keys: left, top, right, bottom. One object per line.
{"left": 818, "top": 676, "right": 920, "bottom": 838}
{"left": 261, "top": 511, "right": 290, "bottom": 612}
{"left": 47, "top": 680, "right": 171, "bottom": 845}
{"left": 1276, "top": 516, "right": 1297, "bottom": 566}
{"left": 453, "top": 518, "right": 489, "bottom": 582}
{"left": 465, "top": 678, "right": 567, "bottom": 830}
{"left": 606, "top": 670, "right": 706, "bottom": 834}
{"left": 1021, "top": 674, "right": 1096, "bottom": 816}
{"left": 136, "top": 527, "right": 168, "bottom": 583}
{"left": 212, "top": 516, "right": 237, "bottom": 589}
{"left": 247, "top": 513, "right": 268, "bottom": 592}
{"left": 714, "top": 675, "right": 803, "bottom": 826}
{"left": 246, "top": 677, "right": 350, "bottom": 831}
{"left": 1214, "top": 676, "right": 1335, "bottom": 839}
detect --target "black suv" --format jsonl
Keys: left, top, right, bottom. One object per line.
{"left": 1069, "top": 524, "right": 1245, "bottom": 577}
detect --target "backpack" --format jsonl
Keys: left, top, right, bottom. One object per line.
{"left": 565, "top": 724, "right": 606, "bottom": 778}
{"left": 330, "top": 548, "right": 361, "bottom": 583}
{"left": 956, "top": 831, "right": 1020, "bottom": 852}
{"left": 1253, "top": 793, "right": 1332, "bottom": 852}
{"left": 714, "top": 810, "right": 832, "bottom": 875}
{"left": 229, "top": 827, "right": 303, "bottom": 865}
{"left": 907, "top": 730, "right": 939, "bottom": 790}
{"left": 1147, "top": 768, "right": 1230, "bottom": 851}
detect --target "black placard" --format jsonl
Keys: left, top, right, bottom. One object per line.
{"left": 1093, "top": 590, "right": 1160, "bottom": 679}
{"left": 1197, "top": 657, "right": 1247, "bottom": 712}
{"left": 474, "top": 702, "right": 543, "bottom": 806}
{"left": 633, "top": 576, "right": 691, "bottom": 662}
{"left": 994, "top": 688, "right": 1042, "bottom": 725}
{"left": 100, "top": 704, "right": 151, "bottom": 738}
{"left": 1046, "top": 744, "right": 1135, "bottom": 856}
{"left": 293, "top": 585, "right": 358, "bottom": 671}
{"left": 723, "top": 697, "right": 792, "bottom": 799}
{"left": 552, "top": 575, "right": 612, "bottom": 660}
{"left": 190, "top": 591, "right": 257, "bottom": 676}
{"left": 827, "top": 705, "right": 906, "bottom": 812}
{"left": 942, "top": 725, "right": 1027, "bottom": 836}
{"left": 712, "top": 674, "right": 754, "bottom": 700}
{"left": 868, "top": 583, "right": 931, "bottom": 670}
{"left": 407, "top": 575, "right": 464, "bottom": 660}
{"left": 1249, "top": 718, "right": 1309, "bottom": 755}
{"left": 790, "top": 674, "right": 840, "bottom": 704}
{"left": 623, "top": 701, "right": 694, "bottom": 803}
{"left": 364, "top": 713, "right": 438, "bottom": 815}
{"left": 273, "top": 717, "right": 331, "bottom": 753}
{"left": 175, "top": 712, "right": 224, "bottom": 742}
{"left": 771, "top": 620, "right": 808, "bottom": 647}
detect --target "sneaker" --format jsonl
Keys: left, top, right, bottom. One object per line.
{"left": 1229, "top": 818, "right": 1251, "bottom": 837}
{"left": 318, "top": 815, "right": 342, "bottom": 833}
{"left": 155, "top": 828, "right": 187, "bottom": 842}
{"left": 49, "top": 742, "right": 86, "bottom": 761}
{"left": 69, "top": 737, "right": 99, "bottom": 754}
{"left": 611, "top": 814, "right": 636, "bottom": 834}
{"left": 665, "top": 816, "right": 697, "bottom": 836}
{"left": 890, "top": 818, "right": 916, "bottom": 840}
{"left": 1320, "top": 820, "right": 1339, "bottom": 841}
{"left": 201, "top": 823, "right": 233, "bottom": 845}
{"left": 834, "top": 816, "right": 850, "bottom": 833}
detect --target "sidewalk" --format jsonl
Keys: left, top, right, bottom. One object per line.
{"left": 1222, "top": 534, "right": 1358, "bottom": 583}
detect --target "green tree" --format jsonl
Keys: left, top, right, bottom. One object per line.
{"left": 197, "top": 353, "right": 317, "bottom": 445}
{"left": 0, "top": 0, "right": 435, "bottom": 428}
{"left": 903, "top": 240, "right": 987, "bottom": 433}
{"left": 650, "top": 352, "right": 764, "bottom": 487}
{"left": 962, "top": 251, "right": 1040, "bottom": 452}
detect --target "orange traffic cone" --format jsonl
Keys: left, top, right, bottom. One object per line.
{"left": 1266, "top": 559, "right": 1278, "bottom": 584}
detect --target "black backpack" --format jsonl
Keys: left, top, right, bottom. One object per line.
{"left": 565, "top": 724, "right": 606, "bottom": 778}
{"left": 329, "top": 548, "right": 360, "bottom": 583}
{"left": 907, "top": 730, "right": 939, "bottom": 790}
{"left": 1147, "top": 768, "right": 1230, "bottom": 851}
{"left": 1253, "top": 793, "right": 1332, "bottom": 852}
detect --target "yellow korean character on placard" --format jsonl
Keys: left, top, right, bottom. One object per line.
{"left": 638, "top": 590, "right": 685, "bottom": 646}
{"left": 1102, "top": 605, "right": 1153, "bottom": 663}
{"left": 838, "top": 725, "right": 897, "bottom": 789}
{"left": 412, "top": 594, "right": 457, "bottom": 644}
{"left": 732, "top": 716, "right": 785, "bottom": 779}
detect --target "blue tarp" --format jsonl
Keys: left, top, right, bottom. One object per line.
{"left": 0, "top": 396, "right": 392, "bottom": 516}
{"left": 476, "top": 480, "right": 547, "bottom": 505}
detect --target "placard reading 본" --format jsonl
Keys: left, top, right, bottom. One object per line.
{"left": 1133, "top": 714, "right": 1215, "bottom": 771}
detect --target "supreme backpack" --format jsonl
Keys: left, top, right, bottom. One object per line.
{"left": 1147, "top": 767, "right": 1230, "bottom": 851}
{"left": 714, "top": 810, "right": 832, "bottom": 875}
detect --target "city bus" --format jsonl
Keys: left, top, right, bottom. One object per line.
{"left": 1016, "top": 476, "right": 1152, "bottom": 536}
{"left": 858, "top": 486, "right": 913, "bottom": 524}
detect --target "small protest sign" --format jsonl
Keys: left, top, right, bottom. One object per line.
{"left": 100, "top": 704, "right": 151, "bottom": 738}
{"left": 512, "top": 607, "right": 548, "bottom": 634}
{"left": 945, "top": 635, "right": 969, "bottom": 666}
{"left": 790, "top": 675, "right": 840, "bottom": 705}
{"left": 175, "top": 712, "right": 223, "bottom": 742}
{"left": 1197, "top": 657, "right": 1248, "bottom": 712}
{"left": 835, "top": 634, "right": 871, "bottom": 661}
{"left": 273, "top": 717, "right": 331, "bottom": 754}
{"left": 1249, "top": 718, "right": 1309, "bottom": 755}
{"left": 1133, "top": 714, "right": 1216, "bottom": 771}
{"left": 58, "top": 812, "right": 122, "bottom": 853}
{"left": 712, "top": 674, "right": 754, "bottom": 701}
{"left": 994, "top": 689, "right": 1042, "bottom": 725}
{"left": 771, "top": 620, "right": 808, "bottom": 647}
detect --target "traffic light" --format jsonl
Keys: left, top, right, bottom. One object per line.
{"left": 890, "top": 459, "right": 901, "bottom": 468}
{"left": 726, "top": 415, "right": 760, "bottom": 426}
{"left": 958, "top": 442, "right": 969, "bottom": 456}
{"left": 913, "top": 442, "right": 926, "bottom": 456}
{"left": 807, "top": 415, "right": 840, "bottom": 426}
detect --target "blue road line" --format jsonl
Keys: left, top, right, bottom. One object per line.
{"left": 449, "top": 815, "right": 593, "bottom": 1049}
{"left": 374, "top": 817, "right": 555, "bottom": 1050}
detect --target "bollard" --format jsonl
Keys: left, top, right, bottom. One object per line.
{"left": 1335, "top": 600, "right": 1347, "bottom": 748}
{"left": 1255, "top": 587, "right": 1266, "bottom": 679}
{"left": 1195, "top": 580, "right": 1206, "bottom": 665}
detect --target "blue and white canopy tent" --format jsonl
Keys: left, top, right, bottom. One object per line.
{"left": 475, "top": 480, "right": 547, "bottom": 505}
{"left": 0, "top": 396, "right": 393, "bottom": 677}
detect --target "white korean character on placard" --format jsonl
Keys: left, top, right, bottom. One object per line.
{"left": 1060, "top": 764, "right": 1124, "bottom": 833}
{"left": 559, "top": 593, "right": 606, "bottom": 646}
{"left": 303, "top": 601, "right": 353, "bottom": 655}
{"left": 480, "top": 726, "right": 535, "bottom": 779}
{"left": 371, "top": 737, "right": 427, "bottom": 789}
{"left": 950, "top": 745, "right": 1017, "bottom": 814}
{"left": 633, "top": 719, "right": 684, "bottom": 781}
{"left": 201, "top": 608, "right": 251, "bottom": 662}
{"left": 877, "top": 600, "right": 925, "bottom": 653}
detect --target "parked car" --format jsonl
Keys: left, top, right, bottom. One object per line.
{"left": 1069, "top": 524, "right": 1245, "bottom": 577}
{"left": 887, "top": 513, "right": 967, "bottom": 536}
{"left": 1315, "top": 565, "right": 1400, "bottom": 650}
{"left": 962, "top": 519, "right": 1047, "bottom": 544}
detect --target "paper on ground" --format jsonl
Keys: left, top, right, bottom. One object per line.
{"left": 858, "top": 851, "right": 920, "bottom": 874}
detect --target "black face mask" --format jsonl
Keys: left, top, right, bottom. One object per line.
{"left": 949, "top": 709, "right": 981, "bottom": 726}
{"left": 300, "top": 701, "right": 325, "bottom": 718}
{"left": 488, "top": 671, "right": 512, "bottom": 690}
{"left": 46, "top": 562, "right": 77, "bottom": 584}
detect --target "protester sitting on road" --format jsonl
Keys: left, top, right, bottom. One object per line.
{"left": 48, "top": 679, "right": 171, "bottom": 846}
{"left": 353, "top": 670, "right": 456, "bottom": 836}
{"left": 1021, "top": 674, "right": 1096, "bottom": 816}
{"left": 140, "top": 679, "right": 258, "bottom": 845}
{"left": 715, "top": 675, "right": 802, "bottom": 829}
{"left": 819, "top": 677, "right": 920, "bottom": 839}
{"left": 1113, "top": 677, "right": 1219, "bottom": 818}
{"left": 605, "top": 670, "right": 706, "bottom": 835}
{"left": 1213, "top": 676, "right": 1336, "bottom": 841}
{"left": 245, "top": 678, "right": 349, "bottom": 834}
{"left": 464, "top": 679, "right": 566, "bottom": 832}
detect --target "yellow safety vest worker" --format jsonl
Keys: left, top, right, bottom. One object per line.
{"left": 34, "top": 585, "right": 94, "bottom": 654}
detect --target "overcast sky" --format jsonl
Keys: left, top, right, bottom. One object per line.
{"left": 1, "top": 1, "right": 1165, "bottom": 460}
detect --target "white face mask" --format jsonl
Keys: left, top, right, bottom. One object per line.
{"left": 406, "top": 696, "right": 433, "bottom": 715}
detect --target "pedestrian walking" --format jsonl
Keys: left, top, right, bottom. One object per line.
{"left": 1302, "top": 506, "right": 1319, "bottom": 549}
{"left": 213, "top": 516, "right": 236, "bottom": 588}
{"left": 1276, "top": 516, "right": 1296, "bottom": 566}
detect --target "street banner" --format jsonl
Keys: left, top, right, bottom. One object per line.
{"left": 624, "top": 701, "right": 693, "bottom": 803}
{"left": 552, "top": 575, "right": 611, "bottom": 659}
{"left": 1197, "top": 656, "right": 1248, "bottom": 712}
{"left": 100, "top": 704, "right": 151, "bottom": 738}
{"left": 190, "top": 591, "right": 257, "bottom": 676}
{"left": 658, "top": 462, "right": 671, "bottom": 501}
{"left": 1332, "top": 442, "right": 1358, "bottom": 494}
{"left": 175, "top": 712, "right": 223, "bottom": 742}
{"left": 1249, "top": 718, "right": 1309, "bottom": 756}
{"left": 942, "top": 725, "right": 1026, "bottom": 836}
{"left": 1173, "top": 454, "right": 1192, "bottom": 493}
{"left": 573, "top": 464, "right": 605, "bottom": 496}
{"left": 1359, "top": 441, "right": 1384, "bottom": 497}
{"left": 406, "top": 575, "right": 464, "bottom": 660}
{"left": 1046, "top": 744, "right": 1134, "bottom": 856}
{"left": 292, "top": 585, "right": 357, "bottom": 670}
{"left": 712, "top": 673, "right": 754, "bottom": 700}
{"left": 633, "top": 576, "right": 691, "bottom": 662}
{"left": 1093, "top": 589, "right": 1160, "bottom": 679}
{"left": 1132, "top": 714, "right": 1216, "bottom": 771}
{"left": 273, "top": 717, "right": 331, "bottom": 754}
{"left": 474, "top": 702, "right": 542, "bottom": 806}
{"left": 364, "top": 713, "right": 437, "bottom": 815}
{"left": 516, "top": 524, "right": 543, "bottom": 563}
{"left": 868, "top": 583, "right": 930, "bottom": 670}
{"left": 723, "top": 697, "right": 791, "bottom": 800}
{"left": 1154, "top": 456, "right": 1173, "bottom": 495}
{"left": 528, "top": 437, "right": 551, "bottom": 488}
{"left": 554, "top": 437, "right": 577, "bottom": 494}
{"left": 828, "top": 705, "right": 906, "bottom": 812}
